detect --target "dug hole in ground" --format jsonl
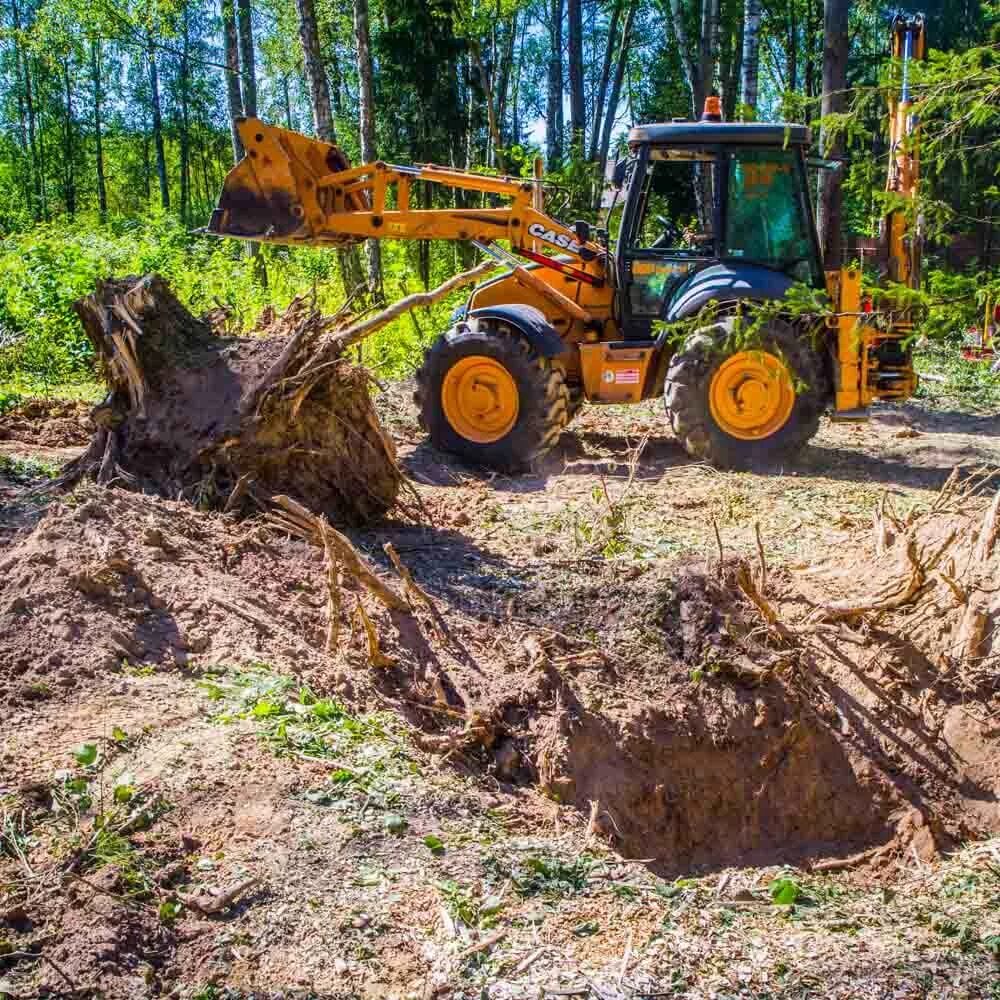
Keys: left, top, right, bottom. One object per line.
{"left": 1, "top": 277, "right": 999, "bottom": 1000}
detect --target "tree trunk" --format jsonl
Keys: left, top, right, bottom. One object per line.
{"left": 567, "top": 0, "right": 585, "bottom": 154}
{"left": 11, "top": 0, "right": 42, "bottom": 219}
{"left": 179, "top": 7, "right": 192, "bottom": 222}
{"left": 62, "top": 58, "right": 76, "bottom": 217}
{"left": 546, "top": 0, "right": 564, "bottom": 164}
{"left": 146, "top": 33, "right": 169, "bottom": 210}
{"left": 668, "top": 0, "right": 702, "bottom": 118}
{"left": 237, "top": 0, "right": 257, "bottom": 116}
{"left": 597, "top": 0, "right": 636, "bottom": 181}
{"left": 353, "top": 0, "right": 382, "bottom": 299}
{"left": 222, "top": 0, "right": 244, "bottom": 161}
{"left": 91, "top": 38, "right": 107, "bottom": 220}
{"left": 588, "top": 0, "right": 622, "bottom": 162}
{"left": 817, "top": 0, "right": 849, "bottom": 267}
{"left": 283, "top": 75, "right": 294, "bottom": 130}
{"left": 740, "top": 0, "right": 762, "bottom": 114}
{"left": 295, "top": 0, "right": 335, "bottom": 142}
{"left": 496, "top": 11, "right": 517, "bottom": 147}
{"left": 472, "top": 46, "right": 506, "bottom": 173}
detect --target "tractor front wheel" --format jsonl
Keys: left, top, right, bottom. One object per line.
{"left": 663, "top": 317, "right": 829, "bottom": 470}
{"left": 415, "top": 320, "right": 571, "bottom": 471}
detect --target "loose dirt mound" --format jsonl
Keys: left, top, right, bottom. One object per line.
{"left": 64, "top": 274, "right": 400, "bottom": 524}
{"left": 0, "top": 484, "right": 340, "bottom": 711}
{"left": 0, "top": 398, "right": 93, "bottom": 448}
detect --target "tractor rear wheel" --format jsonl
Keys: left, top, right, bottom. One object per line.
{"left": 663, "top": 317, "right": 829, "bottom": 470}
{"left": 415, "top": 320, "right": 571, "bottom": 471}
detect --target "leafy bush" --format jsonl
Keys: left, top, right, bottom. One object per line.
{"left": 0, "top": 214, "right": 474, "bottom": 390}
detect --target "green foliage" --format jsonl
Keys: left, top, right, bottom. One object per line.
{"left": 486, "top": 852, "right": 596, "bottom": 898}
{"left": 0, "top": 455, "right": 61, "bottom": 483}
{"left": 0, "top": 215, "right": 475, "bottom": 389}
{"left": 769, "top": 877, "right": 802, "bottom": 905}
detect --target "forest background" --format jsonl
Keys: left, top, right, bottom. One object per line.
{"left": 0, "top": 0, "right": 998, "bottom": 401}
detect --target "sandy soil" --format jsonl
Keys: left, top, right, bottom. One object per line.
{"left": 1, "top": 379, "right": 998, "bottom": 1000}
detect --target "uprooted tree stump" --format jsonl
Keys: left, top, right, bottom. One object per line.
{"left": 63, "top": 274, "right": 400, "bottom": 523}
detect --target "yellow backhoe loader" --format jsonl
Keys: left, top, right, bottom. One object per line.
{"left": 207, "top": 15, "right": 925, "bottom": 472}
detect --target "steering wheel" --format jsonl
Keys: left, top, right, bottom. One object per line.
{"left": 650, "top": 214, "right": 681, "bottom": 249}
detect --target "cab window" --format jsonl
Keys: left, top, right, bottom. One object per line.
{"left": 725, "top": 149, "right": 815, "bottom": 281}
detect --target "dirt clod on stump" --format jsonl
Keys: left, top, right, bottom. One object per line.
{"left": 63, "top": 274, "right": 400, "bottom": 523}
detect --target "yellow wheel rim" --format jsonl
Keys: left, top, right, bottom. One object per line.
{"left": 441, "top": 355, "right": 519, "bottom": 444}
{"left": 709, "top": 350, "right": 795, "bottom": 440}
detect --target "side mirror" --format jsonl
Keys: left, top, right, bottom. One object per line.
{"left": 611, "top": 158, "right": 628, "bottom": 189}
{"left": 573, "top": 220, "right": 591, "bottom": 244}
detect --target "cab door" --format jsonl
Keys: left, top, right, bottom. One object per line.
{"left": 615, "top": 146, "right": 719, "bottom": 339}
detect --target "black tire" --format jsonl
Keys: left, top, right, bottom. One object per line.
{"left": 414, "top": 319, "right": 571, "bottom": 471}
{"left": 663, "top": 316, "right": 830, "bottom": 470}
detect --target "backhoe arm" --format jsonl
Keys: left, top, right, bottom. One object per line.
{"left": 884, "top": 13, "right": 926, "bottom": 289}
{"left": 207, "top": 117, "right": 606, "bottom": 289}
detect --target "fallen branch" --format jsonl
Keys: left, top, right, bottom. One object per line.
{"left": 328, "top": 260, "right": 499, "bottom": 352}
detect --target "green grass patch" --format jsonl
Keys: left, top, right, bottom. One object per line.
{"left": 199, "top": 665, "right": 418, "bottom": 816}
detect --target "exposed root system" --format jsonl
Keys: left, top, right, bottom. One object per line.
{"left": 62, "top": 274, "right": 400, "bottom": 524}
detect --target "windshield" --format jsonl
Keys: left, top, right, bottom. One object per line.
{"left": 724, "top": 149, "right": 816, "bottom": 281}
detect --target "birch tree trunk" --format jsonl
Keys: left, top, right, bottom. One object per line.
{"left": 567, "top": 0, "right": 585, "bottom": 154}
{"left": 221, "top": 0, "right": 244, "bottom": 162}
{"left": 589, "top": 0, "right": 622, "bottom": 162}
{"left": 90, "top": 38, "right": 107, "bottom": 220}
{"left": 295, "top": 0, "right": 335, "bottom": 142}
{"left": 817, "top": 0, "right": 849, "bottom": 266}
{"left": 353, "top": 0, "right": 382, "bottom": 299}
{"left": 62, "top": 58, "right": 76, "bottom": 217}
{"left": 237, "top": 0, "right": 257, "bottom": 116}
{"left": 546, "top": 0, "right": 564, "bottom": 164}
{"left": 146, "top": 34, "right": 169, "bottom": 210}
{"left": 740, "top": 0, "right": 762, "bottom": 114}
{"left": 179, "top": 7, "right": 192, "bottom": 222}
{"left": 597, "top": 0, "right": 636, "bottom": 180}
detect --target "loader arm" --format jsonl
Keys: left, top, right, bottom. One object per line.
{"left": 208, "top": 117, "right": 607, "bottom": 296}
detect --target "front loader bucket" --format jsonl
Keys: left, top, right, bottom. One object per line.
{"left": 206, "top": 117, "right": 366, "bottom": 245}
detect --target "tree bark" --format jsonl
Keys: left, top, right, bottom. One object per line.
{"left": 237, "top": 0, "right": 257, "bottom": 116}
{"left": 295, "top": 0, "right": 335, "bottom": 142}
{"left": 740, "top": 0, "right": 762, "bottom": 114}
{"left": 668, "top": 0, "right": 702, "bottom": 118}
{"left": 546, "top": 0, "right": 564, "bottom": 164}
{"left": 146, "top": 33, "right": 169, "bottom": 210}
{"left": 597, "top": 0, "right": 636, "bottom": 180}
{"left": 353, "top": 0, "right": 382, "bottom": 299}
{"left": 817, "top": 0, "right": 849, "bottom": 267}
{"left": 588, "top": 0, "right": 622, "bottom": 162}
{"left": 179, "top": 7, "right": 192, "bottom": 222}
{"left": 62, "top": 58, "right": 76, "bottom": 217}
{"left": 567, "top": 0, "right": 585, "bottom": 154}
{"left": 91, "top": 38, "right": 107, "bottom": 220}
{"left": 222, "top": 0, "right": 244, "bottom": 161}
{"left": 495, "top": 12, "right": 517, "bottom": 148}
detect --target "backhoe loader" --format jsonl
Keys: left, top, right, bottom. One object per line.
{"left": 207, "top": 15, "right": 926, "bottom": 472}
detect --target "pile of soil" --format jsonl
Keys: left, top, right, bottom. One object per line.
{"left": 0, "top": 484, "right": 338, "bottom": 709}
{"left": 65, "top": 274, "right": 400, "bottom": 524}
{"left": 0, "top": 398, "right": 93, "bottom": 448}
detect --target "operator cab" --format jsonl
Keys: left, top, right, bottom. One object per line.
{"left": 610, "top": 102, "right": 824, "bottom": 340}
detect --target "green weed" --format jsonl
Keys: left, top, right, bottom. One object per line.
{"left": 436, "top": 879, "right": 504, "bottom": 929}
{"left": 486, "top": 852, "right": 596, "bottom": 898}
